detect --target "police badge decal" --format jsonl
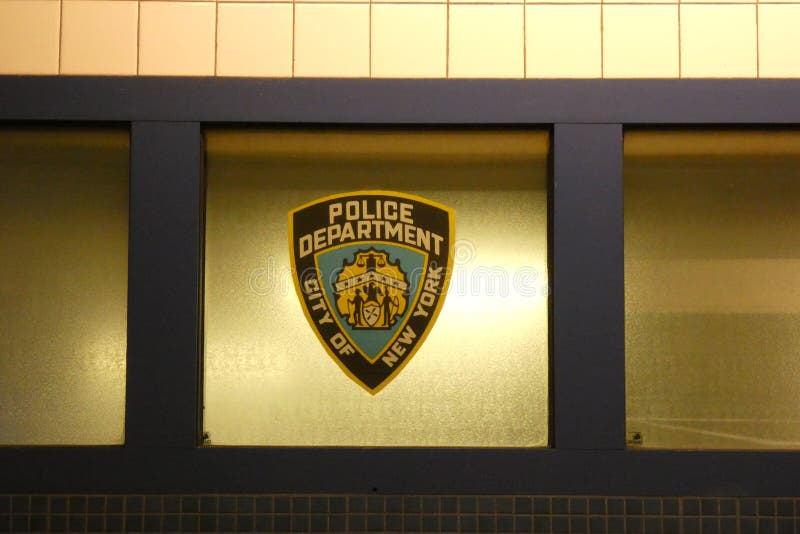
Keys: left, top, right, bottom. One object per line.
{"left": 289, "top": 191, "right": 454, "bottom": 394}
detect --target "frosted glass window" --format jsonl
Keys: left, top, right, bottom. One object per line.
{"left": 0, "top": 127, "right": 128, "bottom": 445}
{"left": 204, "top": 129, "right": 549, "bottom": 446}
{"left": 625, "top": 130, "right": 800, "bottom": 450}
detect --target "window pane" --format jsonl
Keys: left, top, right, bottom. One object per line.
{"left": 0, "top": 127, "right": 128, "bottom": 445}
{"left": 204, "top": 129, "right": 549, "bottom": 446}
{"left": 625, "top": 130, "right": 800, "bottom": 449}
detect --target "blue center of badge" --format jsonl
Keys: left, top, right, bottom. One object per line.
{"left": 316, "top": 243, "right": 426, "bottom": 360}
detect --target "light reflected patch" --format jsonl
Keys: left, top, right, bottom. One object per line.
{"left": 0, "top": 127, "right": 128, "bottom": 445}
{"left": 625, "top": 129, "right": 800, "bottom": 450}
{"left": 203, "top": 129, "right": 549, "bottom": 447}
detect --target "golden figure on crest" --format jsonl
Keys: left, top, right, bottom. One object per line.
{"left": 334, "top": 249, "right": 409, "bottom": 329}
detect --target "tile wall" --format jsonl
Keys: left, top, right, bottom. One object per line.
{"left": 0, "top": 0, "right": 798, "bottom": 78}
{"left": 2, "top": 494, "right": 800, "bottom": 532}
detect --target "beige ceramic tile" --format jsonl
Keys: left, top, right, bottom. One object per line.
{"left": 681, "top": 0, "right": 750, "bottom": 5}
{"left": 217, "top": 3, "right": 292, "bottom": 77}
{"left": 371, "top": 5, "right": 446, "bottom": 78}
{"left": 603, "top": 0, "right": 672, "bottom": 6}
{"left": 61, "top": 1, "right": 138, "bottom": 75}
{"left": 525, "top": 0, "right": 600, "bottom": 5}
{"left": 372, "top": 0, "right": 442, "bottom": 6}
{"left": 526, "top": 5, "right": 600, "bottom": 78}
{"left": 0, "top": 0, "right": 60, "bottom": 75}
{"left": 449, "top": 5, "right": 524, "bottom": 78}
{"left": 680, "top": 5, "right": 757, "bottom": 78}
{"left": 294, "top": 4, "right": 369, "bottom": 77}
{"left": 603, "top": 6, "right": 679, "bottom": 78}
{"left": 139, "top": 1, "right": 216, "bottom": 76}
{"left": 759, "top": 5, "right": 800, "bottom": 78}
{"left": 296, "top": 0, "right": 369, "bottom": 4}
{"left": 451, "top": 0, "right": 522, "bottom": 5}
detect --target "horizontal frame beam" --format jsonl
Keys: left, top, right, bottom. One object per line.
{"left": 1, "top": 77, "right": 800, "bottom": 124}
{"left": 0, "top": 448, "right": 799, "bottom": 495}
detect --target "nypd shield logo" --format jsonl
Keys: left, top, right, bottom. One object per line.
{"left": 289, "top": 191, "right": 454, "bottom": 394}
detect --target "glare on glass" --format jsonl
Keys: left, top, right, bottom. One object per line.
{"left": 203, "top": 129, "right": 549, "bottom": 446}
{"left": 625, "top": 130, "right": 800, "bottom": 449}
{"left": 0, "top": 127, "right": 128, "bottom": 445}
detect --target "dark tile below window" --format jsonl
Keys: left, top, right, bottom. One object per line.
{"left": 0, "top": 494, "right": 798, "bottom": 533}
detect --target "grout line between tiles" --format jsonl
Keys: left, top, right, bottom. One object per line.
{"left": 58, "top": 0, "right": 64, "bottom": 74}
{"left": 755, "top": 2, "right": 760, "bottom": 77}
{"left": 214, "top": 2, "right": 219, "bottom": 76}
{"left": 369, "top": 0, "right": 373, "bottom": 77}
{"left": 446, "top": 0, "right": 450, "bottom": 77}
{"left": 523, "top": 0, "right": 527, "bottom": 78}
{"left": 292, "top": 0, "right": 297, "bottom": 76}
{"left": 677, "top": 1, "right": 682, "bottom": 77}
{"left": 137, "top": 0, "right": 142, "bottom": 75}
{"left": 600, "top": 0, "right": 604, "bottom": 78}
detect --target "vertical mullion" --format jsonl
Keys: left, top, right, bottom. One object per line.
{"left": 552, "top": 123, "right": 625, "bottom": 450}
{"left": 126, "top": 122, "right": 203, "bottom": 448}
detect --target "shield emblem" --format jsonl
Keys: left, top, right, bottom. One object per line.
{"left": 289, "top": 191, "right": 454, "bottom": 394}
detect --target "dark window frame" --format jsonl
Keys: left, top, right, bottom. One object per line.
{"left": 1, "top": 77, "right": 799, "bottom": 495}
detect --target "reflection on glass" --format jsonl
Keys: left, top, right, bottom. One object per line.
{"left": 204, "top": 129, "right": 549, "bottom": 446}
{"left": 0, "top": 127, "right": 128, "bottom": 445}
{"left": 625, "top": 130, "right": 800, "bottom": 449}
